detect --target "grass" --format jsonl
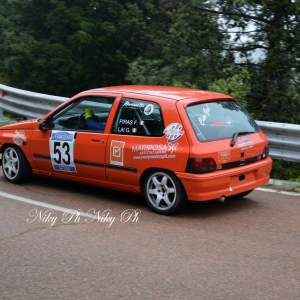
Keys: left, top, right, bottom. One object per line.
{"left": 288, "top": 185, "right": 300, "bottom": 192}
{"left": 0, "top": 111, "right": 23, "bottom": 127}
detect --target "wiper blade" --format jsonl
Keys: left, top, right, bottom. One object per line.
{"left": 230, "top": 131, "right": 254, "bottom": 147}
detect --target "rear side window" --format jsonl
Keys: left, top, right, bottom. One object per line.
{"left": 186, "top": 101, "right": 259, "bottom": 142}
{"left": 112, "top": 98, "right": 164, "bottom": 136}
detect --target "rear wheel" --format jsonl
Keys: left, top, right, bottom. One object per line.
{"left": 2, "top": 145, "right": 33, "bottom": 184}
{"left": 143, "top": 170, "right": 187, "bottom": 215}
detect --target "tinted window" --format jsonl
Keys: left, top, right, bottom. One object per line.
{"left": 112, "top": 98, "right": 164, "bottom": 136}
{"left": 186, "top": 101, "right": 260, "bottom": 142}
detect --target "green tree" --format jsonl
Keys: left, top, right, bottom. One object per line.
{"left": 193, "top": 0, "right": 300, "bottom": 122}
{"left": 208, "top": 68, "right": 251, "bottom": 107}
{"left": 0, "top": 0, "right": 149, "bottom": 96}
{"left": 127, "top": 0, "right": 234, "bottom": 89}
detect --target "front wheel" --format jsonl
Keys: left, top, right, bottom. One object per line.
{"left": 2, "top": 145, "right": 33, "bottom": 184}
{"left": 143, "top": 170, "right": 187, "bottom": 215}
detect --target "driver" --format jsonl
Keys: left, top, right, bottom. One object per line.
{"left": 85, "top": 108, "right": 105, "bottom": 131}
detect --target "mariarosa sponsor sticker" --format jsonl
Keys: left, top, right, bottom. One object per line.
{"left": 163, "top": 123, "right": 184, "bottom": 143}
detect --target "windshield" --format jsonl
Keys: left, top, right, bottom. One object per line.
{"left": 186, "top": 101, "right": 260, "bottom": 142}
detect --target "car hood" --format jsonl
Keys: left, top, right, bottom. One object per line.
{"left": 0, "top": 119, "right": 39, "bottom": 130}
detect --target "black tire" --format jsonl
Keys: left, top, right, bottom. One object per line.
{"left": 228, "top": 189, "right": 254, "bottom": 199}
{"left": 143, "top": 170, "right": 188, "bottom": 215}
{"left": 2, "top": 145, "right": 33, "bottom": 184}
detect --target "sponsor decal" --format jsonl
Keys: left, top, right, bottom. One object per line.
{"left": 110, "top": 140, "right": 125, "bottom": 166}
{"left": 131, "top": 142, "right": 178, "bottom": 159}
{"left": 131, "top": 123, "right": 183, "bottom": 160}
{"left": 51, "top": 131, "right": 74, "bottom": 141}
{"left": 12, "top": 130, "right": 27, "bottom": 146}
{"left": 123, "top": 101, "right": 144, "bottom": 108}
{"left": 132, "top": 144, "right": 167, "bottom": 154}
{"left": 198, "top": 115, "right": 206, "bottom": 126}
{"left": 163, "top": 123, "right": 184, "bottom": 143}
{"left": 210, "top": 120, "right": 241, "bottom": 127}
{"left": 144, "top": 104, "right": 154, "bottom": 115}
{"left": 198, "top": 104, "right": 211, "bottom": 126}
{"left": 203, "top": 104, "right": 210, "bottom": 116}
{"left": 210, "top": 121, "right": 226, "bottom": 127}
{"left": 237, "top": 136, "right": 254, "bottom": 149}
{"left": 218, "top": 150, "right": 231, "bottom": 163}
{"left": 133, "top": 153, "right": 176, "bottom": 160}
{"left": 49, "top": 131, "right": 76, "bottom": 172}
{"left": 168, "top": 142, "right": 178, "bottom": 154}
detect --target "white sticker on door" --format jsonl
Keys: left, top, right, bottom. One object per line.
{"left": 49, "top": 131, "right": 76, "bottom": 172}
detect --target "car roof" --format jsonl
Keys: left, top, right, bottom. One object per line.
{"left": 91, "top": 85, "right": 234, "bottom": 101}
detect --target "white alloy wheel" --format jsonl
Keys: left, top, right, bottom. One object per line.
{"left": 143, "top": 170, "right": 187, "bottom": 215}
{"left": 2, "top": 146, "right": 33, "bottom": 183}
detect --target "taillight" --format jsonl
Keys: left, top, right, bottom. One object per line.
{"left": 262, "top": 144, "right": 269, "bottom": 158}
{"left": 186, "top": 157, "right": 216, "bottom": 173}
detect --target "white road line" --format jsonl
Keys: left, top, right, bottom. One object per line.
{"left": 0, "top": 187, "right": 298, "bottom": 218}
{"left": 0, "top": 191, "right": 97, "bottom": 218}
{"left": 256, "top": 187, "right": 300, "bottom": 196}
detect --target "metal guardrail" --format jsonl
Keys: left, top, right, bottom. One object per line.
{"left": 256, "top": 121, "right": 300, "bottom": 163}
{"left": 0, "top": 83, "right": 299, "bottom": 162}
{"left": 0, "top": 83, "right": 67, "bottom": 119}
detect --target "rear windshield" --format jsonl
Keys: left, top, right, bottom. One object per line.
{"left": 186, "top": 101, "right": 260, "bottom": 142}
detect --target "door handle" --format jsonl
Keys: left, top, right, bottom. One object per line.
{"left": 90, "top": 136, "right": 100, "bottom": 142}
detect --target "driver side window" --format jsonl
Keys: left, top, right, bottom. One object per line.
{"left": 50, "top": 96, "right": 115, "bottom": 131}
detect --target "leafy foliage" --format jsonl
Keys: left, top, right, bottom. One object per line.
{"left": 0, "top": 0, "right": 149, "bottom": 96}
{"left": 127, "top": 0, "right": 233, "bottom": 89}
{"left": 201, "top": 0, "right": 300, "bottom": 123}
{"left": 208, "top": 68, "right": 251, "bottom": 107}
{"left": 271, "top": 160, "right": 300, "bottom": 182}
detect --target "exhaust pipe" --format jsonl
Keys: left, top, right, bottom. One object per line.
{"left": 217, "top": 196, "right": 226, "bottom": 203}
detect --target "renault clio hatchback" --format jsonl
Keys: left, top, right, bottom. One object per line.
{"left": 0, "top": 86, "right": 272, "bottom": 215}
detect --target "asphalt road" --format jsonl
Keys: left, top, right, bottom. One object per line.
{"left": 0, "top": 171, "right": 299, "bottom": 300}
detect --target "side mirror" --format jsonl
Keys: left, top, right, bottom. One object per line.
{"left": 39, "top": 120, "right": 49, "bottom": 131}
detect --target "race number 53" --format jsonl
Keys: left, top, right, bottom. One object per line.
{"left": 53, "top": 141, "right": 71, "bottom": 165}
{"left": 49, "top": 131, "right": 76, "bottom": 172}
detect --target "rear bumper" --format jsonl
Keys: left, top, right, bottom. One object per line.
{"left": 175, "top": 157, "right": 272, "bottom": 201}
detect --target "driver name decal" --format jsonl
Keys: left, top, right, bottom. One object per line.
{"left": 49, "top": 131, "right": 76, "bottom": 172}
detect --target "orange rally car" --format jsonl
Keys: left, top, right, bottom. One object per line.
{"left": 0, "top": 85, "right": 272, "bottom": 215}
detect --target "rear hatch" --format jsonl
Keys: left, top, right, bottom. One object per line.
{"left": 183, "top": 100, "right": 269, "bottom": 173}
